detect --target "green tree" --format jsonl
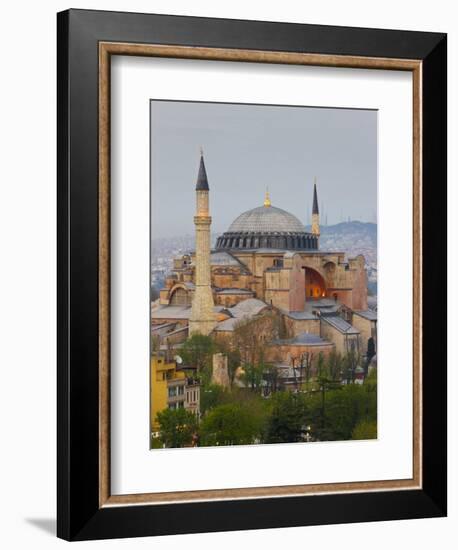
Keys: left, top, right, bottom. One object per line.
{"left": 200, "top": 403, "right": 265, "bottom": 446}
{"left": 341, "top": 349, "right": 360, "bottom": 384}
{"left": 365, "top": 367, "right": 377, "bottom": 388}
{"left": 232, "top": 313, "right": 277, "bottom": 367}
{"left": 263, "top": 364, "right": 282, "bottom": 394}
{"left": 362, "top": 367, "right": 377, "bottom": 423}
{"left": 151, "top": 436, "right": 163, "bottom": 449}
{"left": 352, "top": 420, "right": 377, "bottom": 440}
{"left": 180, "top": 334, "right": 216, "bottom": 383}
{"left": 326, "top": 350, "right": 343, "bottom": 381}
{"left": 365, "top": 337, "right": 376, "bottom": 373}
{"left": 156, "top": 408, "right": 198, "bottom": 448}
{"left": 242, "top": 362, "right": 267, "bottom": 391}
{"left": 308, "top": 382, "right": 376, "bottom": 441}
{"left": 200, "top": 383, "right": 228, "bottom": 415}
{"left": 300, "top": 351, "right": 314, "bottom": 390}
{"left": 265, "top": 392, "right": 308, "bottom": 443}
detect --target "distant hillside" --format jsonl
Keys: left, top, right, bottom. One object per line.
{"left": 307, "top": 221, "right": 377, "bottom": 258}
{"left": 306, "top": 220, "right": 377, "bottom": 240}
{"left": 305, "top": 221, "right": 378, "bottom": 292}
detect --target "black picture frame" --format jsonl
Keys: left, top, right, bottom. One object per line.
{"left": 57, "top": 8, "right": 447, "bottom": 541}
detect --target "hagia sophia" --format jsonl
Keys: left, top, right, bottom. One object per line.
{"left": 151, "top": 152, "right": 377, "bottom": 377}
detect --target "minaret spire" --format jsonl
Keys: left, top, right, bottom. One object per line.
{"left": 189, "top": 150, "right": 217, "bottom": 336}
{"left": 195, "top": 148, "right": 209, "bottom": 191}
{"left": 311, "top": 177, "right": 320, "bottom": 237}
{"left": 312, "top": 177, "right": 319, "bottom": 215}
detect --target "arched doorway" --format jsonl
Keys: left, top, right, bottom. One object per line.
{"left": 304, "top": 267, "right": 326, "bottom": 299}
{"left": 169, "top": 286, "right": 190, "bottom": 306}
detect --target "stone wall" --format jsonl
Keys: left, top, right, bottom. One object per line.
{"left": 320, "top": 320, "right": 361, "bottom": 355}
{"left": 352, "top": 314, "right": 376, "bottom": 353}
{"left": 348, "top": 255, "right": 368, "bottom": 310}
{"left": 265, "top": 341, "right": 334, "bottom": 365}
{"left": 283, "top": 317, "right": 320, "bottom": 337}
{"left": 211, "top": 353, "right": 230, "bottom": 388}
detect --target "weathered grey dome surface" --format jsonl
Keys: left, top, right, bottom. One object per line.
{"left": 216, "top": 203, "right": 318, "bottom": 251}
{"left": 227, "top": 205, "right": 305, "bottom": 233}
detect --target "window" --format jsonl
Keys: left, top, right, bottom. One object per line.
{"left": 168, "top": 386, "right": 177, "bottom": 398}
{"left": 178, "top": 386, "right": 184, "bottom": 395}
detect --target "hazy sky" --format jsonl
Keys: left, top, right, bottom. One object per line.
{"left": 150, "top": 101, "right": 377, "bottom": 239}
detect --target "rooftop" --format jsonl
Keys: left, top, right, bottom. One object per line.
{"left": 216, "top": 288, "right": 254, "bottom": 295}
{"left": 214, "top": 298, "right": 269, "bottom": 332}
{"left": 152, "top": 305, "right": 224, "bottom": 320}
{"left": 210, "top": 251, "right": 246, "bottom": 267}
{"left": 230, "top": 298, "right": 269, "bottom": 318}
{"left": 281, "top": 309, "right": 318, "bottom": 320}
{"left": 227, "top": 204, "right": 306, "bottom": 234}
{"left": 270, "top": 332, "right": 331, "bottom": 346}
{"left": 321, "top": 314, "right": 360, "bottom": 334}
{"left": 354, "top": 309, "right": 377, "bottom": 321}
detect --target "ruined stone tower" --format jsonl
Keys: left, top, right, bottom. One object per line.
{"left": 311, "top": 178, "right": 320, "bottom": 238}
{"left": 189, "top": 151, "right": 217, "bottom": 336}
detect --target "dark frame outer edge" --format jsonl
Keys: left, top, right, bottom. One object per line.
{"left": 57, "top": 10, "right": 70, "bottom": 541}
{"left": 57, "top": 8, "right": 447, "bottom": 541}
{"left": 421, "top": 37, "right": 447, "bottom": 514}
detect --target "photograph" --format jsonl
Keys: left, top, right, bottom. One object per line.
{"left": 150, "top": 100, "right": 378, "bottom": 449}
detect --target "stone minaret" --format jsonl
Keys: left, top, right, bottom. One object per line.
{"left": 189, "top": 151, "right": 217, "bottom": 336}
{"left": 311, "top": 178, "right": 320, "bottom": 236}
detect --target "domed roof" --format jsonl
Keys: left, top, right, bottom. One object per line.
{"left": 228, "top": 205, "right": 305, "bottom": 234}
{"left": 215, "top": 192, "right": 318, "bottom": 252}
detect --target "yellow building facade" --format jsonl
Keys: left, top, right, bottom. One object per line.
{"left": 150, "top": 354, "right": 186, "bottom": 432}
{"left": 150, "top": 354, "right": 201, "bottom": 435}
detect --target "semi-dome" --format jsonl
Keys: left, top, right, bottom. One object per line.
{"left": 216, "top": 192, "right": 318, "bottom": 252}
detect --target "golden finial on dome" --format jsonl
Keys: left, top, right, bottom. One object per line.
{"left": 264, "top": 187, "right": 271, "bottom": 207}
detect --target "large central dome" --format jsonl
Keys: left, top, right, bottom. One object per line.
{"left": 216, "top": 195, "right": 318, "bottom": 252}
{"left": 228, "top": 205, "right": 306, "bottom": 233}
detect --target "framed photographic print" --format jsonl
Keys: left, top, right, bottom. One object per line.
{"left": 57, "top": 9, "right": 447, "bottom": 541}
